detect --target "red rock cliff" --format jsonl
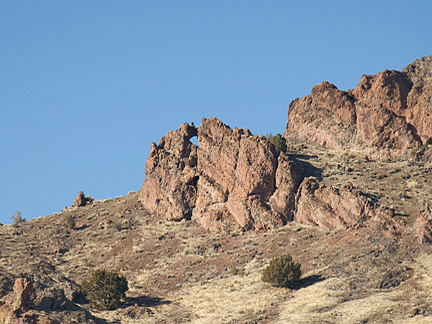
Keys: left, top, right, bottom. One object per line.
{"left": 284, "top": 56, "right": 432, "bottom": 157}
{"left": 139, "top": 118, "right": 302, "bottom": 231}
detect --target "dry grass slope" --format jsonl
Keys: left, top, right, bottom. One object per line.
{"left": 1, "top": 144, "right": 432, "bottom": 323}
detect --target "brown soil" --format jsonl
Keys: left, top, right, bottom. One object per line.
{"left": 1, "top": 145, "right": 432, "bottom": 323}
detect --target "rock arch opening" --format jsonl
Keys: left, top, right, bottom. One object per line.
{"left": 190, "top": 135, "right": 199, "bottom": 146}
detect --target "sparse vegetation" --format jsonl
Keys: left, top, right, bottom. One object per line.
{"left": 11, "top": 210, "right": 26, "bottom": 227}
{"left": 113, "top": 220, "right": 123, "bottom": 231}
{"left": 261, "top": 254, "right": 301, "bottom": 288}
{"left": 423, "top": 137, "right": 432, "bottom": 148}
{"left": 81, "top": 269, "right": 128, "bottom": 310}
{"left": 63, "top": 214, "right": 76, "bottom": 229}
{"left": 230, "top": 266, "right": 239, "bottom": 275}
{"left": 266, "top": 132, "right": 287, "bottom": 154}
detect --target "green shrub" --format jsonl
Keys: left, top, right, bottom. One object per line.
{"left": 261, "top": 254, "right": 301, "bottom": 288}
{"left": 11, "top": 210, "right": 26, "bottom": 227}
{"left": 64, "top": 214, "right": 76, "bottom": 229}
{"left": 230, "top": 266, "right": 239, "bottom": 276}
{"left": 347, "top": 89, "right": 355, "bottom": 100}
{"left": 81, "top": 269, "right": 128, "bottom": 310}
{"left": 266, "top": 133, "right": 287, "bottom": 155}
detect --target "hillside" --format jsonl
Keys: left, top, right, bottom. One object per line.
{"left": 1, "top": 56, "right": 432, "bottom": 323}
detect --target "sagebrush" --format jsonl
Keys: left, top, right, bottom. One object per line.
{"left": 11, "top": 210, "right": 26, "bottom": 227}
{"left": 63, "top": 214, "right": 76, "bottom": 229}
{"left": 266, "top": 133, "right": 287, "bottom": 154}
{"left": 261, "top": 254, "right": 301, "bottom": 288}
{"left": 81, "top": 269, "right": 128, "bottom": 310}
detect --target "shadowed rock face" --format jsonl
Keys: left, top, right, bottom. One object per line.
{"left": 284, "top": 56, "right": 432, "bottom": 158}
{"left": 139, "top": 118, "right": 302, "bottom": 231}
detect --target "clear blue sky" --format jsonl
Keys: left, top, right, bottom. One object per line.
{"left": 1, "top": 1, "right": 431, "bottom": 224}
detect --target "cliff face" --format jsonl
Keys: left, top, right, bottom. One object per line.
{"left": 284, "top": 56, "right": 432, "bottom": 158}
{"left": 138, "top": 119, "right": 393, "bottom": 234}
{"left": 140, "top": 56, "right": 432, "bottom": 234}
{"left": 139, "top": 118, "right": 302, "bottom": 231}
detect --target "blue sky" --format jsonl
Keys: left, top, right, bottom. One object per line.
{"left": 1, "top": 1, "right": 431, "bottom": 224}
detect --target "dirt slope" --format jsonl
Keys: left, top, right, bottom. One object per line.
{"left": 1, "top": 143, "right": 432, "bottom": 323}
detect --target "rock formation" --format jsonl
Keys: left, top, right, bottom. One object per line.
{"left": 139, "top": 118, "right": 391, "bottom": 232}
{"left": 140, "top": 56, "right": 432, "bottom": 233}
{"left": 139, "top": 118, "right": 302, "bottom": 231}
{"left": 284, "top": 56, "right": 432, "bottom": 158}
{"left": 0, "top": 277, "right": 46, "bottom": 324}
{"left": 73, "top": 191, "right": 93, "bottom": 208}
{"left": 294, "top": 179, "right": 392, "bottom": 231}
{"left": 284, "top": 81, "right": 360, "bottom": 150}
{"left": 415, "top": 202, "right": 432, "bottom": 244}
{"left": 139, "top": 122, "right": 198, "bottom": 221}
{"left": 0, "top": 273, "right": 87, "bottom": 324}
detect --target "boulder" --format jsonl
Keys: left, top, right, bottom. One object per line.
{"left": 73, "top": 192, "right": 86, "bottom": 207}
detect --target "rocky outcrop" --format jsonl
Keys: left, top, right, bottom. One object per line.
{"left": 73, "top": 192, "right": 86, "bottom": 207}
{"left": 139, "top": 122, "right": 198, "bottom": 221}
{"left": 0, "top": 274, "right": 89, "bottom": 324}
{"left": 140, "top": 118, "right": 302, "bottom": 231}
{"left": 403, "top": 56, "right": 432, "bottom": 144}
{"left": 139, "top": 118, "right": 402, "bottom": 232}
{"left": 284, "top": 56, "right": 432, "bottom": 157}
{"left": 284, "top": 81, "right": 360, "bottom": 150}
{"left": 352, "top": 69, "right": 420, "bottom": 155}
{"left": 0, "top": 277, "right": 36, "bottom": 323}
{"left": 294, "top": 179, "right": 389, "bottom": 231}
{"left": 73, "top": 191, "right": 93, "bottom": 207}
{"left": 415, "top": 202, "right": 432, "bottom": 244}
{"left": 268, "top": 154, "right": 302, "bottom": 223}
{"left": 195, "top": 118, "right": 279, "bottom": 231}
{"left": 140, "top": 56, "right": 432, "bottom": 233}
